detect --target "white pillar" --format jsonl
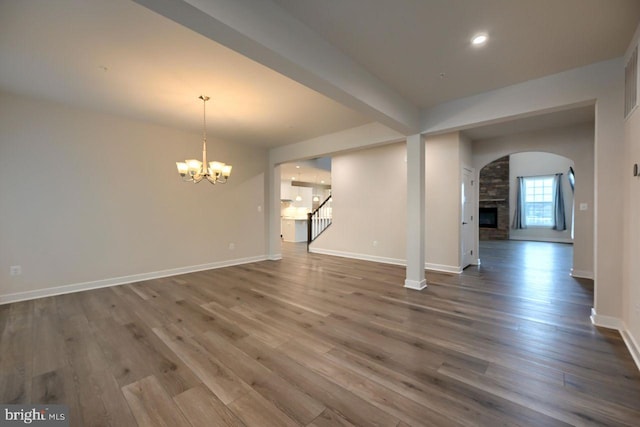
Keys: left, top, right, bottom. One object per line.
{"left": 405, "top": 134, "right": 426, "bottom": 290}
{"left": 267, "top": 163, "right": 282, "bottom": 260}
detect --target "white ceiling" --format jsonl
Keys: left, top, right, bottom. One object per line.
{"left": 272, "top": 0, "right": 640, "bottom": 109}
{"left": 1, "top": 0, "right": 638, "bottom": 147}
{"left": 280, "top": 160, "right": 332, "bottom": 186}
{"left": 0, "top": 0, "right": 370, "bottom": 148}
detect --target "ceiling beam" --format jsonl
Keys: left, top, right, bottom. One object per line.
{"left": 132, "top": 0, "right": 420, "bottom": 134}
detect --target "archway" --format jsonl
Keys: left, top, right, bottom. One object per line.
{"left": 477, "top": 151, "right": 579, "bottom": 276}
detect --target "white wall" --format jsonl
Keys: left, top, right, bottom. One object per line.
{"left": 0, "top": 92, "right": 267, "bottom": 302}
{"left": 311, "top": 142, "right": 407, "bottom": 264}
{"left": 425, "top": 132, "right": 466, "bottom": 272}
{"left": 312, "top": 132, "right": 468, "bottom": 273}
{"left": 623, "top": 90, "right": 640, "bottom": 366}
{"left": 509, "top": 152, "right": 575, "bottom": 243}
{"left": 472, "top": 122, "right": 595, "bottom": 278}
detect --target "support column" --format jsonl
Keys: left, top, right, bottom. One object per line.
{"left": 267, "top": 163, "right": 282, "bottom": 260}
{"left": 405, "top": 134, "right": 426, "bottom": 290}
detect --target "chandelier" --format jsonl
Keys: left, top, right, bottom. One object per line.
{"left": 176, "top": 95, "right": 232, "bottom": 184}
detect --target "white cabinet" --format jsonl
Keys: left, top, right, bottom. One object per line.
{"left": 280, "top": 182, "right": 293, "bottom": 200}
{"left": 281, "top": 219, "right": 308, "bottom": 242}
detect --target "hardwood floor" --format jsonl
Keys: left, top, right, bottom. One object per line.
{"left": 1, "top": 240, "right": 639, "bottom": 426}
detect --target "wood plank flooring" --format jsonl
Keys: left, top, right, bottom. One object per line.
{"left": 1, "top": 240, "right": 639, "bottom": 426}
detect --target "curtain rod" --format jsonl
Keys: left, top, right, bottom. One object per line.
{"left": 516, "top": 172, "right": 563, "bottom": 179}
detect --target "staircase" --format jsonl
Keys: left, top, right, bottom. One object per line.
{"left": 307, "top": 195, "right": 332, "bottom": 249}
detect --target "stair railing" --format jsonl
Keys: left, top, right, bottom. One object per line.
{"left": 307, "top": 194, "right": 332, "bottom": 250}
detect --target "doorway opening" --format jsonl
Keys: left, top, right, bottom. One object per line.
{"left": 278, "top": 158, "right": 332, "bottom": 255}
{"left": 476, "top": 151, "right": 580, "bottom": 282}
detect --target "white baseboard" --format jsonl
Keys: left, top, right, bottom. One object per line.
{"left": 404, "top": 279, "right": 427, "bottom": 290}
{"left": 571, "top": 269, "right": 594, "bottom": 279}
{"left": 590, "top": 308, "right": 625, "bottom": 329}
{"left": 509, "top": 236, "right": 574, "bottom": 244}
{"left": 268, "top": 254, "right": 283, "bottom": 261}
{"left": 424, "top": 262, "right": 463, "bottom": 274}
{"left": 309, "top": 247, "right": 406, "bottom": 266}
{"left": 309, "top": 247, "right": 462, "bottom": 274}
{"left": 621, "top": 328, "right": 640, "bottom": 372}
{"left": 590, "top": 308, "right": 639, "bottom": 371}
{"left": 0, "top": 255, "right": 268, "bottom": 305}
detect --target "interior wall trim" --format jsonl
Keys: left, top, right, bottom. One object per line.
{"left": 0, "top": 255, "right": 269, "bottom": 305}
{"left": 571, "top": 269, "right": 595, "bottom": 279}
{"left": 590, "top": 307, "right": 625, "bottom": 329}
{"left": 308, "top": 247, "right": 405, "bottom": 267}
{"left": 509, "top": 236, "right": 574, "bottom": 244}
{"left": 621, "top": 329, "right": 640, "bottom": 372}
{"left": 424, "top": 262, "right": 463, "bottom": 274}
{"left": 309, "top": 247, "right": 463, "bottom": 274}
{"left": 591, "top": 308, "right": 640, "bottom": 371}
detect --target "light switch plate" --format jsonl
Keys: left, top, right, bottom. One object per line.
{"left": 579, "top": 203, "right": 588, "bottom": 211}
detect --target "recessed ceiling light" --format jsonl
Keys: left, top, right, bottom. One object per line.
{"left": 471, "top": 33, "right": 488, "bottom": 46}
{"left": 320, "top": 180, "right": 325, "bottom": 184}
{"left": 296, "top": 165, "right": 300, "bottom": 169}
{"left": 291, "top": 176, "right": 295, "bottom": 180}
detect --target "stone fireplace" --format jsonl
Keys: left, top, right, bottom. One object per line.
{"left": 479, "top": 156, "right": 510, "bottom": 240}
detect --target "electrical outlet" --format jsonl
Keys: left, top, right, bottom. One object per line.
{"left": 9, "top": 265, "right": 21, "bottom": 276}
{"left": 228, "top": 243, "right": 235, "bottom": 251}
{"left": 257, "top": 205, "right": 262, "bottom": 212}
{"left": 373, "top": 240, "right": 378, "bottom": 247}
{"left": 579, "top": 203, "right": 588, "bottom": 211}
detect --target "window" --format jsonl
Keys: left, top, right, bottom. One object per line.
{"left": 523, "top": 176, "right": 554, "bottom": 227}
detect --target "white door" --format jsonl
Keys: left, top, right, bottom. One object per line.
{"left": 461, "top": 167, "right": 475, "bottom": 268}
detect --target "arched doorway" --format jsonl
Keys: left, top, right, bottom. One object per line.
{"left": 475, "top": 150, "right": 592, "bottom": 280}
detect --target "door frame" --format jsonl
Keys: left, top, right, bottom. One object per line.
{"left": 461, "top": 166, "right": 477, "bottom": 269}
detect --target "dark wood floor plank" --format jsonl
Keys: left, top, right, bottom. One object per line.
{"left": 121, "top": 375, "right": 191, "bottom": 427}
{"left": 201, "top": 300, "right": 290, "bottom": 348}
{"left": 308, "top": 408, "right": 357, "bottom": 427}
{"left": 152, "top": 326, "right": 250, "bottom": 405}
{"left": 278, "top": 339, "right": 464, "bottom": 427}
{"left": 195, "top": 329, "right": 326, "bottom": 425}
{"left": 173, "top": 386, "right": 246, "bottom": 427}
{"left": 227, "top": 390, "right": 299, "bottom": 427}
{"left": 438, "top": 361, "right": 640, "bottom": 426}
{"left": 235, "top": 335, "right": 401, "bottom": 427}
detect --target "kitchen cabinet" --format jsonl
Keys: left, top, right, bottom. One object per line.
{"left": 281, "top": 218, "right": 307, "bottom": 242}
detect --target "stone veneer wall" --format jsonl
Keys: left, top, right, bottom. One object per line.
{"left": 479, "top": 156, "right": 510, "bottom": 240}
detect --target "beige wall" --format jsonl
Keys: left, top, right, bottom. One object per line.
{"left": 313, "top": 132, "right": 468, "bottom": 273}
{"left": 471, "top": 122, "right": 595, "bottom": 277}
{"left": 425, "top": 132, "right": 465, "bottom": 271}
{"left": 0, "top": 92, "right": 267, "bottom": 301}
{"left": 623, "top": 105, "right": 640, "bottom": 358}
{"left": 509, "top": 152, "right": 575, "bottom": 243}
{"left": 311, "top": 142, "right": 407, "bottom": 263}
